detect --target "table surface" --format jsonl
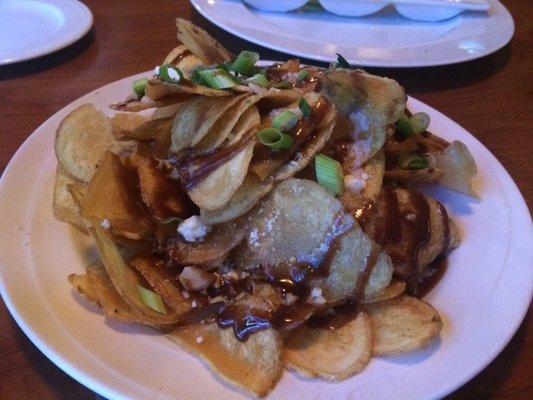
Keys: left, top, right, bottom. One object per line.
{"left": 0, "top": 0, "right": 531, "bottom": 399}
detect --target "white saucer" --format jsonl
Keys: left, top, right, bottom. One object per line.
{"left": 0, "top": 0, "right": 93, "bottom": 65}
{"left": 190, "top": 0, "right": 514, "bottom": 67}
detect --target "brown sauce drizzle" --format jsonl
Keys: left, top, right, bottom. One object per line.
{"left": 216, "top": 303, "right": 274, "bottom": 341}
{"left": 306, "top": 302, "right": 358, "bottom": 331}
{"left": 170, "top": 49, "right": 192, "bottom": 65}
{"left": 408, "top": 256, "right": 448, "bottom": 298}
{"left": 176, "top": 133, "right": 254, "bottom": 190}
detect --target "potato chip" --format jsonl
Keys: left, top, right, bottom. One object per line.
{"left": 53, "top": 166, "right": 88, "bottom": 233}
{"left": 175, "top": 18, "right": 233, "bottom": 65}
{"left": 171, "top": 95, "right": 243, "bottom": 153}
{"left": 188, "top": 140, "right": 255, "bottom": 210}
{"left": 110, "top": 113, "right": 149, "bottom": 140}
{"left": 145, "top": 78, "right": 229, "bottom": 100}
{"left": 361, "top": 280, "right": 406, "bottom": 303}
{"left": 385, "top": 167, "right": 444, "bottom": 184}
{"left": 438, "top": 140, "right": 479, "bottom": 199}
{"left": 319, "top": 69, "right": 405, "bottom": 168}
{"left": 225, "top": 105, "right": 260, "bottom": 147}
{"left": 152, "top": 103, "right": 183, "bottom": 120}
{"left": 284, "top": 311, "right": 372, "bottom": 380}
{"left": 363, "top": 295, "right": 442, "bottom": 356}
{"left": 82, "top": 151, "right": 154, "bottom": 240}
{"left": 162, "top": 44, "right": 203, "bottom": 72}
{"left": 55, "top": 104, "right": 115, "bottom": 182}
{"left": 168, "top": 323, "right": 283, "bottom": 397}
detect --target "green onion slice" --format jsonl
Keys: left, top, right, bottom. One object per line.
{"left": 315, "top": 154, "right": 344, "bottom": 196}
{"left": 137, "top": 284, "right": 167, "bottom": 314}
{"left": 230, "top": 51, "right": 260, "bottom": 75}
{"left": 198, "top": 68, "right": 237, "bottom": 89}
{"left": 161, "top": 217, "right": 182, "bottom": 224}
{"left": 297, "top": 70, "right": 310, "bottom": 82}
{"left": 409, "top": 112, "right": 430, "bottom": 133}
{"left": 398, "top": 153, "right": 429, "bottom": 170}
{"left": 298, "top": 98, "right": 312, "bottom": 118}
{"left": 246, "top": 73, "right": 270, "bottom": 88}
{"left": 132, "top": 77, "right": 149, "bottom": 97}
{"left": 395, "top": 113, "right": 417, "bottom": 138}
{"left": 258, "top": 128, "right": 293, "bottom": 149}
{"left": 273, "top": 80, "right": 292, "bottom": 89}
{"left": 335, "top": 53, "right": 351, "bottom": 69}
{"left": 272, "top": 110, "right": 299, "bottom": 132}
{"left": 159, "top": 64, "right": 183, "bottom": 83}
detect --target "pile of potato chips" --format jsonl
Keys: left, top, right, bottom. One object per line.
{"left": 53, "top": 19, "right": 477, "bottom": 397}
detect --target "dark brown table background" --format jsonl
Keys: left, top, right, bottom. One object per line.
{"left": 0, "top": 1, "right": 531, "bottom": 399}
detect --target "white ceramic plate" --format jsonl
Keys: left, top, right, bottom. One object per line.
{"left": 0, "top": 0, "right": 93, "bottom": 65}
{"left": 190, "top": 0, "right": 514, "bottom": 67}
{"left": 0, "top": 71, "right": 531, "bottom": 400}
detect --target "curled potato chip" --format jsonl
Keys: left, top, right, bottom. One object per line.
{"left": 168, "top": 323, "right": 283, "bottom": 397}
{"left": 145, "top": 78, "right": 229, "bottom": 100}
{"left": 363, "top": 295, "right": 442, "bottom": 356}
{"left": 361, "top": 280, "right": 406, "bottom": 303}
{"left": 110, "top": 113, "right": 149, "bottom": 140}
{"left": 110, "top": 94, "right": 187, "bottom": 112}
{"left": 55, "top": 104, "right": 115, "bottom": 182}
{"left": 171, "top": 95, "right": 243, "bottom": 153}
{"left": 152, "top": 103, "right": 183, "bottom": 120}
{"left": 319, "top": 69, "right": 405, "bottom": 168}
{"left": 68, "top": 265, "right": 166, "bottom": 329}
{"left": 175, "top": 18, "right": 232, "bottom": 65}
{"left": 189, "top": 140, "right": 255, "bottom": 210}
{"left": 437, "top": 140, "right": 479, "bottom": 199}
{"left": 125, "top": 117, "right": 174, "bottom": 142}
{"left": 162, "top": 44, "right": 203, "bottom": 72}
{"left": 53, "top": 166, "right": 88, "bottom": 233}
{"left": 225, "top": 105, "right": 260, "bottom": 146}
{"left": 284, "top": 311, "right": 372, "bottom": 381}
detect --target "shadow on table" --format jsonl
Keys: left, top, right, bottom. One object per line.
{"left": 0, "top": 28, "right": 95, "bottom": 81}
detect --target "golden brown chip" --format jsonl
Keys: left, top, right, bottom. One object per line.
{"left": 168, "top": 323, "right": 283, "bottom": 397}
{"left": 225, "top": 105, "right": 260, "bottom": 146}
{"left": 53, "top": 166, "right": 88, "bottom": 233}
{"left": 170, "top": 95, "right": 243, "bottom": 153}
{"left": 124, "top": 117, "right": 174, "bottom": 142}
{"left": 361, "top": 280, "right": 406, "bottom": 303}
{"left": 162, "top": 44, "right": 203, "bottom": 72}
{"left": 385, "top": 167, "right": 444, "bottom": 184}
{"left": 175, "top": 18, "right": 233, "bottom": 65}
{"left": 363, "top": 295, "right": 442, "bottom": 356}
{"left": 55, "top": 104, "right": 115, "bottom": 182}
{"left": 145, "top": 78, "right": 229, "bottom": 100}
{"left": 188, "top": 140, "right": 255, "bottom": 210}
{"left": 284, "top": 311, "right": 372, "bottom": 381}
{"left": 152, "top": 103, "right": 183, "bottom": 120}
{"left": 82, "top": 151, "right": 154, "bottom": 240}
{"left": 110, "top": 113, "right": 149, "bottom": 140}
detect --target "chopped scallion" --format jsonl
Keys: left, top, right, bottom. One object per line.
{"left": 297, "top": 70, "right": 310, "bottom": 82}
{"left": 258, "top": 128, "right": 293, "bottom": 149}
{"left": 137, "top": 284, "right": 167, "bottom": 314}
{"left": 298, "top": 98, "right": 312, "bottom": 118}
{"left": 230, "top": 51, "right": 260, "bottom": 75}
{"left": 395, "top": 113, "right": 417, "bottom": 138}
{"left": 273, "top": 80, "right": 292, "bottom": 89}
{"left": 159, "top": 64, "right": 183, "bottom": 83}
{"left": 272, "top": 111, "right": 299, "bottom": 132}
{"left": 409, "top": 112, "right": 430, "bottom": 133}
{"left": 398, "top": 153, "right": 429, "bottom": 170}
{"left": 335, "top": 53, "right": 351, "bottom": 69}
{"left": 246, "top": 73, "right": 270, "bottom": 88}
{"left": 132, "top": 77, "right": 149, "bottom": 97}
{"left": 315, "top": 154, "right": 344, "bottom": 196}
{"left": 161, "top": 217, "right": 182, "bottom": 224}
{"left": 198, "top": 68, "right": 237, "bottom": 89}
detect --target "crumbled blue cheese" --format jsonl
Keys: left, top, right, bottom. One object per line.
{"left": 153, "top": 65, "right": 160, "bottom": 75}
{"left": 196, "top": 336, "right": 204, "bottom": 344}
{"left": 178, "top": 216, "right": 211, "bottom": 242}
{"left": 344, "top": 175, "right": 366, "bottom": 193}
{"left": 100, "top": 219, "right": 111, "bottom": 229}
{"left": 307, "top": 287, "right": 326, "bottom": 305}
{"left": 167, "top": 67, "right": 181, "bottom": 81}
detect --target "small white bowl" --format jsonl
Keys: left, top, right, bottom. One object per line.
{"left": 319, "top": 0, "right": 387, "bottom": 17}
{"left": 242, "top": 0, "right": 309, "bottom": 12}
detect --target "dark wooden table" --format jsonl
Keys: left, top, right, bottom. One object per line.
{"left": 0, "top": 1, "right": 531, "bottom": 399}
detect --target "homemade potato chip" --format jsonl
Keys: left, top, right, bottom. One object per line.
{"left": 284, "top": 311, "right": 372, "bottom": 381}
{"left": 162, "top": 44, "right": 203, "bottom": 72}
{"left": 110, "top": 113, "right": 149, "bottom": 140}
{"left": 361, "top": 280, "right": 406, "bottom": 303}
{"left": 55, "top": 104, "right": 116, "bottom": 182}
{"left": 363, "top": 295, "right": 442, "bottom": 356}
{"left": 53, "top": 166, "right": 88, "bottom": 233}
{"left": 168, "top": 323, "right": 282, "bottom": 397}
{"left": 175, "top": 18, "right": 232, "bottom": 65}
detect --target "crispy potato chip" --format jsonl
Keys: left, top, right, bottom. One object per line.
{"left": 385, "top": 167, "right": 444, "bottom": 184}
{"left": 162, "top": 44, "right": 203, "bottom": 72}
{"left": 363, "top": 295, "right": 442, "bottom": 356}
{"left": 124, "top": 116, "right": 174, "bottom": 141}
{"left": 437, "top": 140, "right": 479, "bottom": 199}
{"left": 55, "top": 104, "right": 115, "bottom": 182}
{"left": 110, "top": 95, "right": 188, "bottom": 112}
{"left": 68, "top": 265, "right": 166, "bottom": 329}
{"left": 110, "top": 113, "right": 149, "bottom": 140}
{"left": 168, "top": 323, "right": 283, "bottom": 397}
{"left": 247, "top": 179, "right": 392, "bottom": 302}
{"left": 175, "top": 18, "right": 232, "bottom": 65}
{"left": 53, "top": 166, "right": 88, "bottom": 233}
{"left": 152, "top": 103, "right": 183, "bottom": 120}
{"left": 171, "top": 95, "right": 243, "bottom": 153}
{"left": 284, "top": 311, "right": 372, "bottom": 381}
{"left": 89, "top": 222, "right": 180, "bottom": 324}
{"left": 225, "top": 105, "right": 260, "bottom": 146}
{"left": 361, "top": 280, "right": 406, "bottom": 303}
{"left": 319, "top": 69, "right": 405, "bottom": 168}
{"left": 82, "top": 151, "right": 154, "bottom": 240}
{"left": 130, "top": 256, "right": 191, "bottom": 315}
{"left": 168, "top": 216, "right": 248, "bottom": 266}
{"left": 189, "top": 140, "right": 255, "bottom": 210}
{"left": 145, "top": 78, "right": 229, "bottom": 100}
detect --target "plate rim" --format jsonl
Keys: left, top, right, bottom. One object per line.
{"left": 0, "top": 70, "right": 531, "bottom": 400}
{"left": 190, "top": 0, "right": 514, "bottom": 67}
{"left": 0, "top": 0, "right": 93, "bottom": 65}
